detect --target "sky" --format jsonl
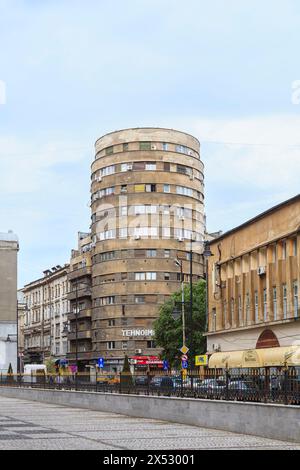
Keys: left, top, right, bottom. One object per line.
{"left": 0, "top": 0, "right": 300, "bottom": 287}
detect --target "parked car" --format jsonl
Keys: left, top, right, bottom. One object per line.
{"left": 134, "top": 375, "right": 149, "bottom": 387}
{"left": 150, "top": 376, "right": 174, "bottom": 392}
{"left": 197, "top": 378, "right": 226, "bottom": 394}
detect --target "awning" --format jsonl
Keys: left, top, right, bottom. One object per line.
{"left": 209, "top": 346, "right": 300, "bottom": 369}
{"left": 261, "top": 346, "right": 300, "bottom": 367}
{"left": 209, "top": 349, "right": 264, "bottom": 369}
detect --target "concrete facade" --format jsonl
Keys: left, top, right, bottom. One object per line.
{"left": 67, "top": 232, "right": 93, "bottom": 370}
{"left": 0, "top": 387, "right": 299, "bottom": 443}
{"left": 91, "top": 128, "right": 205, "bottom": 371}
{"left": 206, "top": 194, "right": 300, "bottom": 354}
{"left": 0, "top": 231, "right": 18, "bottom": 374}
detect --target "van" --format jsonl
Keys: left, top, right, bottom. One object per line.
{"left": 23, "top": 364, "right": 47, "bottom": 383}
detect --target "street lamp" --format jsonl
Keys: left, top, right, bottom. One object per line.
{"left": 202, "top": 241, "right": 213, "bottom": 332}
{"left": 174, "top": 259, "right": 186, "bottom": 348}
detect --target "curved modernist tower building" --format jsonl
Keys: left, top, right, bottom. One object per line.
{"left": 91, "top": 128, "right": 205, "bottom": 371}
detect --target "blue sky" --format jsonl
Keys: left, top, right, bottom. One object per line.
{"left": 0, "top": 0, "right": 300, "bottom": 287}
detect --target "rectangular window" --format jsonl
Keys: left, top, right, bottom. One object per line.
{"left": 283, "top": 284, "right": 287, "bottom": 319}
{"left": 147, "top": 249, "right": 156, "bottom": 258}
{"left": 146, "top": 272, "right": 156, "bottom": 281}
{"left": 107, "top": 341, "right": 115, "bottom": 350}
{"left": 123, "top": 143, "right": 129, "bottom": 151}
{"left": 164, "top": 162, "right": 170, "bottom": 171}
{"left": 164, "top": 272, "right": 170, "bottom": 281}
{"left": 162, "top": 143, "right": 168, "bottom": 151}
{"left": 133, "top": 161, "right": 145, "bottom": 171}
{"left": 121, "top": 185, "right": 127, "bottom": 193}
{"left": 121, "top": 163, "right": 128, "bottom": 172}
{"left": 119, "top": 228, "right": 128, "bottom": 238}
{"left": 134, "top": 184, "right": 145, "bottom": 192}
{"left": 145, "top": 162, "right": 156, "bottom": 171}
{"left": 293, "top": 238, "right": 298, "bottom": 256}
{"left": 254, "top": 291, "right": 259, "bottom": 323}
{"left": 145, "top": 184, "right": 156, "bottom": 192}
{"left": 135, "top": 295, "right": 145, "bottom": 304}
{"left": 139, "top": 142, "right": 151, "bottom": 150}
{"left": 108, "top": 319, "right": 115, "bottom": 327}
{"left": 263, "top": 288, "right": 267, "bottom": 321}
{"left": 120, "top": 206, "right": 127, "bottom": 216}
{"left": 122, "top": 341, "right": 128, "bottom": 350}
{"left": 163, "top": 184, "right": 170, "bottom": 193}
{"left": 105, "top": 146, "right": 114, "bottom": 155}
{"left": 294, "top": 281, "right": 298, "bottom": 318}
{"left": 164, "top": 249, "right": 170, "bottom": 258}
{"left": 135, "top": 272, "right": 145, "bottom": 281}
{"left": 273, "top": 287, "right": 277, "bottom": 320}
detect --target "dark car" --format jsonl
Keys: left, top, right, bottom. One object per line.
{"left": 134, "top": 376, "right": 149, "bottom": 387}
{"left": 150, "top": 376, "right": 174, "bottom": 393}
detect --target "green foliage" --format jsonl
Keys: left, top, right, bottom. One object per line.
{"left": 122, "top": 354, "right": 131, "bottom": 373}
{"left": 45, "top": 358, "right": 56, "bottom": 374}
{"left": 121, "top": 354, "right": 133, "bottom": 389}
{"left": 154, "top": 280, "right": 206, "bottom": 367}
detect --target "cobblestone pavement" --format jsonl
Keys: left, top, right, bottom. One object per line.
{"left": 0, "top": 396, "right": 299, "bottom": 450}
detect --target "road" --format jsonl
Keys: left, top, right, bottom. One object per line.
{"left": 0, "top": 395, "right": 299, "bottom": 450}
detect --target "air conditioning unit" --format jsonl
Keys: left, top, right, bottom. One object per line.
{"left": 189, "top": 174, "right": 194, "bottom": 180}
{"left": 177, "top": 237, "right": 184, "bottom": 242}
{"left": 212, "top": 343, "right": 221, "bottom": 352}
{"left": 91, "top": 242, "right": 96, "bottom": 248}
{"left": 151, "top": 145, "right": 157, "bottom": 150}
{"left": 96, "top": 176, "right": 102, "bottom": 183}
{"left": 188, "top": 150, "right": 193, "bottom": 156}
{"left": 135, "top": 235, "right": 141, "bottom": 240}
{"left": 135, "top": 349, "right": 142, "bottom": 354}
{"left": 257, "top": 266, "right": 266, "bottom": 276}
{"left": 127, "top": 164, "right": 133, "bottom": 171}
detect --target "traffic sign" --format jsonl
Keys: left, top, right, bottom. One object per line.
{"left": 182, "top": 360, "right": 188, "bottom": 369}
{"left": 97, "top": 357, "right": 104, "bottom": 368}
{"left": 163, "top": 360, "right": 169, "bottom": 371}
{"left": 195, "top": 355, "right": 208, "bottom": 366}
{"left": 181, "top": 354, "right": 188, "bottom": 361}
{"left": 180, "top": 345, "right": 189, "bottom": 355}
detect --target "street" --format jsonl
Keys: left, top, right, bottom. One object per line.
{"left": 0, "top": 396, "right": 299, "bottom": 450}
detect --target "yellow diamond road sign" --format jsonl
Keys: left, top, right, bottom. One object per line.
{"left": 180, "top": 345, "right": 189, "bottom": 355}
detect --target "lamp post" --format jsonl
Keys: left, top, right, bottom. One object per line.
{"left": 202, "top": 241, "right": 213, "bottom": 332}
{"left": 174, "top": 259, "right": 186, "bottom": 348}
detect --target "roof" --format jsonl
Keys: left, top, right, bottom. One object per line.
{"left": 209, "top": 194, "right": 300, "bottom": 244}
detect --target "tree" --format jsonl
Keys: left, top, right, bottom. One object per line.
{"left": 154, "top": 280, "right": 206, "bottom": 368}
{"left": 120, "top": 354, "right": 133, "bottom": 389}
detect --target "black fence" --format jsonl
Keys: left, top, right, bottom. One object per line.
{"left": 1, "top": 368, "right": 300, "bottom": 405}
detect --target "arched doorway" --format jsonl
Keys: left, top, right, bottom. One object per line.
{"left": 256, "top": 329, "right": 280, "bottom": 349}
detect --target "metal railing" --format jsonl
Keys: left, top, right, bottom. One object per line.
{"left": 1, "top": 368, "right": 300, "bottom": 405}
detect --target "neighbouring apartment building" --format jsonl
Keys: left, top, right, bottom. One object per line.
{"left": 22, "top": 265, "right": 70, "bottom": 364}
{"left": 17, "top": 289, "right": 26, "bottom": 372}
{"left": 67, "top": 232, "right": 93, "bottom": 371}
{"left": 206, "top": 194, "right": 300, "bottom": 356}
{"left": 0, "top": 231, "right": 19, "bottom": 374}
{"left": 91, "top": 127, "right": 206, "bottom": 371}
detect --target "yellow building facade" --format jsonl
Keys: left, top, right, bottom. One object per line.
{"left": 206, "top": 194, "right": 300, "bottom": 355}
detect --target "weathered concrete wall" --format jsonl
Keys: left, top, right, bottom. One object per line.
{"left": 0, "top": 387, "right": 299, "bottom": 443}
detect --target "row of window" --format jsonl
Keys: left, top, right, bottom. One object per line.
{"left": 106, "top": 340, "right": 156, "bottom": 351}
{"left": 95, "top": 227, "right": 202, "bottom": 242}
{"left": 92, "top": 249, "right": 200, "bottom": 264}
{"left": 216, "top": 281, "right": 299, "bottom": 330}
{"left": 93, "top": 272, "right": 199, "bottom": 285}
{"left": 94, "top": 294, "right": 159, "bottom": 307}
{"left": 96, "top": 141, "right": 199, "bottom": 160}
{"left": 93, "top": 161, "right": 202, "bottom": 181}
{"left": 91, "top": 184, "right": 203, "bottom": 203}
{"left": 92, "top": 205, "right": 203, "bottom": 225}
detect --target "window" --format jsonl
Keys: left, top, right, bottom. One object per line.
{"left": 293, "top": 238, "right": 298, "bottom": 256}
{"left": 146, "top": 272, "right": 156, "bottom": 280}
{"left": 108, "top": 319, "right": 115, "bottom": 327}
{"left": 121, "top": 272, "right": 127, "bottom": 280}
{"left": 147, "top": 340, "right": 156, "bottom": 348}
{"left": 123, "top": 143, "right": 129, "bottom": 151}
{"left": 120, "top": 206, "right": 127, "bottom": 216}
{"left": 294, "top": 281, "right": 298, "bottom": 318}
{"left": 283, "top": 284, "right": 287, "bottom": 319}
{"left": 282, "top": 241, "right": 287, "bottom": 259}
{"left": 135, "top": 295, "right": 145, "bottom": 304}
{"left": 164, "top": 249, "right": 170, "bottom": 258}
{"left": 122, "top": 341, "right": 128, "bottom": 350}
{"left": 107, "top": 341, "right": 115, "bottom": 350}
{"left": 176, "top": 186, "right": 193, "bottom": 197}
{"left": 105, "top": 146, "right": 113, "bottom": 156}
{"left": 139, "top": 142, "right": 151, "bottom": 150}
{"left": 145, "top": 162, "right": 156, "bottom": 171}
{"left": 263, "top": 289, "right": 267, "bottom": 321}
{"left": 121, "top": 185, "right": 127, "bottom": 193}
{"left": 254, "top": 291, "right": 259, "bottom": 322}
{"left": 164, "top": 162, "right": 170, "bottom": 171}
{"left": 134, "top": 184, "right": 145, "bottom": 192}
{"left": 147, "top": 249, "right": 156, "bottom": 257}
{"left": 177, "top": 164, "right": 188, "bottom": 174}
{"left": 163, "top": 184, "right": 170, "bottom": 193}
{"left": 99, "top": 229, "right": 116, "bottom": 240}
{"left": 162, "top": 227, "right": 170, "bottom": 238}
{"left": 145, "top": 184, "right": 156, "bottom": 192}
{"left": 273, "top": 287, "right": 277, "bottom": 320}
{"left": 121, "top": 163, "right": 129, "bottom": 172}
{"left": 100, "top": 165, "right": 115, "bottom": 177}
{"left": 238, "top": 296, "right": 242, "bottom": 325}
{"left": 119, "top": 228, "right": 128, "bottom": 238}
{"left": 135, "top": 272, "right": 145, "bottom": 281}
{"left": 164, "top": 272, "right": 170, "bottom": 281}
{"left": 162, "top": 143, "right": 168, "bottom": 151}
